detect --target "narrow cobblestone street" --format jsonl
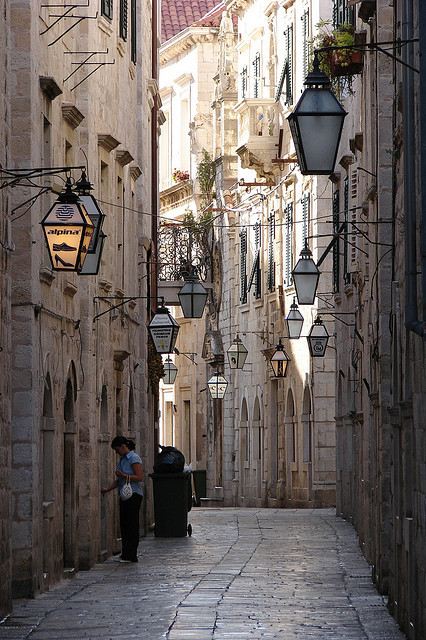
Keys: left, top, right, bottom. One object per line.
{"left": 0, "top": 509, "right": 406, "bottom": 640}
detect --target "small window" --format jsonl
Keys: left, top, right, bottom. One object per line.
{"left": 101, "top": 0, "right": 113, "bottom": 20}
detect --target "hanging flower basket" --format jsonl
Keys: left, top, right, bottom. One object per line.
{"left": 330, "top": 49, "right": 363, "bottom": 77}
{"left": 172, "top": 168, "right": 189, "bottom": 183}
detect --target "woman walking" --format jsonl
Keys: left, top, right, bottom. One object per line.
{"left": 101, "top": 436, "right": 143, "bottom": 563}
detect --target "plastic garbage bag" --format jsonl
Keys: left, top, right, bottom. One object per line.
{"left": 153, "top": 445, "right": 185, "bottom": 474}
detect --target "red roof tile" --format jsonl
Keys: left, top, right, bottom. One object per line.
{"left": 161, "top": 0, "right": 225, "bottom": 44}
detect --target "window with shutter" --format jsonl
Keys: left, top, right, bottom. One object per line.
{"left": 130, "top": 0, "right": 136, "bottom": 63}
{"left": 248, "top": 221, "right": 261, "bottom": 299}
{"left": 120, "top": 0, "right": 128, "bottom": 40}
{"left": 332, "top": 189, "right": 340, "bottom": 292}
{"left": 101, "top": 0, "right": 113, "bottom": 20}
{"left": 343, "top": 178, "right": 350, "bottom": 283}
{"left": 241, "top": 66, "right": 248, "bottom": 99}
{"left": 252, "top": 52, "right": 261, "bottom": 98}
{"left": 283, "top": 202, "right": 293, "bottom": 287}
{"left": 267, "top": 211, "right": 276, "bottom": 292}
{"left": 333, "top": 0, "right": 354, "bottom": 28}
{"left": 240, "top": 228, "right": 248, "bottom": 304}
{"left": 284, "top": 25, "right": 293, "bottom": 106}
{"left": 302, "top": 10, "right": 310, "bottom": 81}
{"left": 301, "top": 192, "right": 310, "bottom": 243}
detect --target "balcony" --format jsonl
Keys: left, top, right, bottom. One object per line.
{"left": 234, "top": 98, "right": 281, "bottom": 180}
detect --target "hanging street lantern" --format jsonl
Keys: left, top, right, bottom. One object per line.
{"left": 287, "top": 53, "right": 347, "bottom": 175}
{"left": 270, "top": 338, "right": 291, "bottom": 378}
{"left": 41, "top": 179, "right": 94, "bottom": 272}
{"left": 207, "top": 372, "right": 228, "bottom": 399}
{"left": 307, "top": 316, "right": 329, "bottom": 357}
{"left": 75, "top": 170, "right": 106, "bottom": 254}
{"left": 162, "top": 357, "right": 178, "bottom": 385}
{"left": 78, "top": 231, "right": 106, "bottom": 276}
{"left": 227, "top": 335, "right": 248, "bottom": 369}
{"left": 292, "top": 243, "right": 320, "bottom": 305}
{"left": 178, "top": 272, "right": 208, "bottom": 318}
{"left": 148, "top": 305, "right": 180, "bottom": 354}
{"left": 285, "top": 298, "right": 304, "bottom": 339}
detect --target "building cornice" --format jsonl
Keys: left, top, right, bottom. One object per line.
{"left": 160, "top": 26, "right": 219, "bottom": 64}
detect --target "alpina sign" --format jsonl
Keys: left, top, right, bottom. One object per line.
{"left": 41, "top": 196, "right": 94, "bottom": 271}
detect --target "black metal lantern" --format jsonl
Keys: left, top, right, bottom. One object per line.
{"left": 207, "top": 372, "right": 228, "bottom": 399}
{"left": 270, "top": 339, "right": 290, "bottom": 378}
{"left": 78, "top": 231, "right": 106, "bottom": 276}
{"left": 148, "top": 305, "right": 180, "bottom": 354}
{"left": 287, "top": 53, "right": 347, "bottom": 175}
{"left": 307, "top": 316, "right": 329, "bottom": 357}
{"left": 285, "top": 298, "right": 304, "bottom": 339}
{"left": 75, "top": 170, "right": 106, "bottom": 253}
{"left": 178, "top": 273, "right": 208, "bottom": 318}
{"left": 292, "top": 243, "right": 320, "bottom": 305}
{"left": 41, "top": 180, "right": 94, "bottom": 272}
{"left": 227, "top": 335, "right": 248, "bottom": 369}
{"left": 162, "top": 357, "right": 178, "bottom": 385}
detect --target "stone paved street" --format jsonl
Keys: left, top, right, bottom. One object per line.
{"left": 0, "top": 509, "right": 406, "bottom": 640}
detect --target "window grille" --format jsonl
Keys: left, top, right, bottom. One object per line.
{"left": 283, "top": 202, "right": 293, "bottom": 287}
{"left": 120, "top": 0, "right": 128, "bottom": 40}
{"left": 267, "top": 211, "right": 276, "bottom": 292}
{"left": 240, "top": 228, "right": 248, "bottom": 304}
{"left": 101, "top": 0, "right": 113, "bottom": 20}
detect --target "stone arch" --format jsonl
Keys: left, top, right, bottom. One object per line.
{"left": 240, "top": 397, "right": 249, "bottom": 499}
{"left": 41, "top": 373, "right": 55, "bottom": 581}
{"left": 284, "top": 388, "right": 296, "bottom": 501}
{"left": 252, "top": 395, "right": 263, "bottom": 499}
{"left": 63, "top": 369, "right": 77, "bottom": 569}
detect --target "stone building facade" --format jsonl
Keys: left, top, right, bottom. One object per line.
{"left": 331, "top": 1, "right": 426, "bottom": 638}
{"left": 1, "top": 0, "right": 159, "bottom": 614}
{"left": 158, "top": 0, "right": 337, "bottom": 508}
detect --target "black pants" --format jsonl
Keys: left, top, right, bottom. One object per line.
{"left": 119, "top": 493, "right": 142, "bottom": 561}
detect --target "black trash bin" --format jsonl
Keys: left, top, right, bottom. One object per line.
{"left": 149, "top": 471, "right": 192, "bottom": 537}
{"left": 192, "top": 469, "right": 206, "bottom": 507}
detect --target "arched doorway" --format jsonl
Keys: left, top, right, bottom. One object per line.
{"left": 41, "top": 373, "right": 55, "bottom": 584}
{"left": 253, "top": 397, "right": 263, "bottom": 500}
{"left": 63, "top": 376, "right": 77, "bottom": 570}
{"left": 240, "top": 398, "right": 248, "bottom": 501}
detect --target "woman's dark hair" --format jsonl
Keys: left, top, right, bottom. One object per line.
{"left": 111, "top": 436, "right": 135, "bottom": 451}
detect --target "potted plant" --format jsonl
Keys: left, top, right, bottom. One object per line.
{"left": 311, "top": 20, "right": 363, "bottom": 94}
{"left": 172, "top": 168, "right": 190, "bottom": 182}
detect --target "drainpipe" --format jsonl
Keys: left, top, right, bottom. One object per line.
{"left": 420, "top": 0, "right": 426, "bottom": 332}
{"left": 402, "top": 0, "right": 424, "bottom": 336}
{"left": 151, "top": 0, "right": 159, "bottom": 314}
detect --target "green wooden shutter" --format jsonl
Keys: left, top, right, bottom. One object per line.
{"left": 240, "top": 228, "right": 248, "bottom": 304}
{"left": 332, "top": 189, "right": 340, "bottom": 292}
{"left": 120, "top": 0, "right": 128, "bottom": 40}
{"left": 248, "top": 221, "right": 261, "bottom": 299}
{"left": 284, "top": 25, "right": 293, "bottom": 106}
{"left": 241, "top": 66, "right": 248, "bottom": 99}
{"left": 302, "top": 192, "right": 310, "bottom": 243}
{"left": 343, "top": 178, "right": 350, "bottom": 283}
{"left": 283, "top": 202, "right": 293, "bottom": 286}
{"left": 252, "top": 52, "right": 260, "bottom": 98}
{"left": 267, "top": 211, "right": 276, "bottom": 292}
{"left": 130, "top": 0, "right": 136, "bottom": 63}
{"left": 302, "top": 10, "right": 310, "bottom": 80}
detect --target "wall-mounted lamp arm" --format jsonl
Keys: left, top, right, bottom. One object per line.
{"left": 93, "top": 295, "right": 164, "bottom": 322}
{"left": 315, "top": 38, "right": 419, "bottom": 73}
